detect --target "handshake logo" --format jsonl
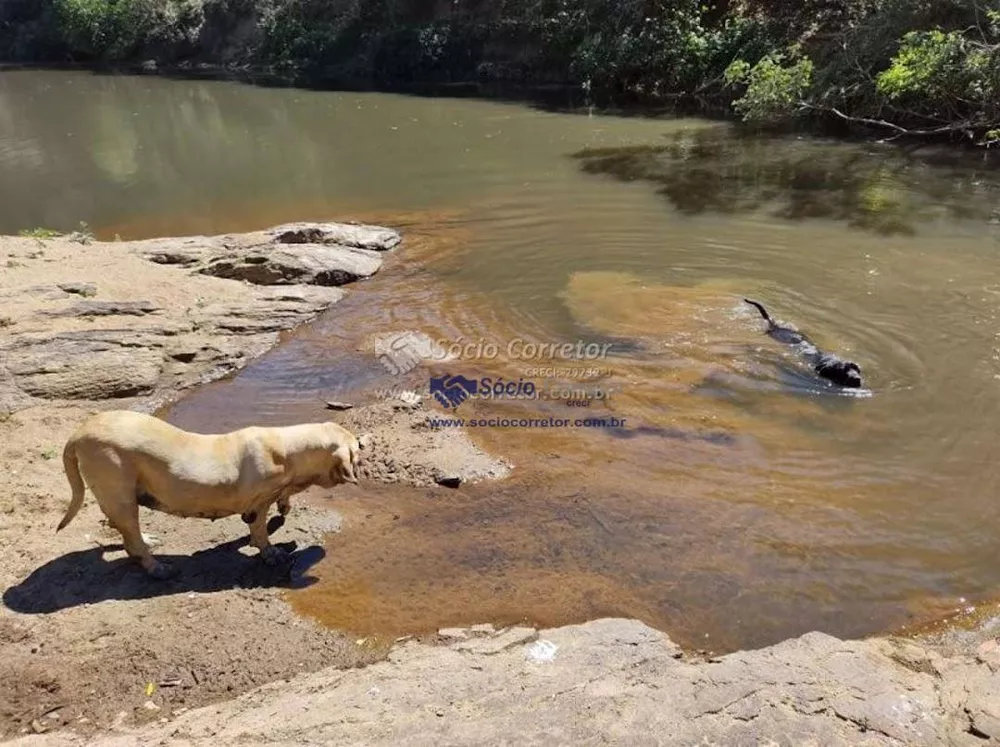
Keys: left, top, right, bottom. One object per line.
{"left": 429, "top": 374, "right": 479, "bottom": 410}
{"left": 429, "top": 374, "right": 538, "bottom": 410}
{"left": 374, "top": 332, "right": 451, "bottom": 376}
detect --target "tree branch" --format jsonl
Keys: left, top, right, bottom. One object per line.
{"left": 798, "top": 101, "right": 984, "bottom": 138}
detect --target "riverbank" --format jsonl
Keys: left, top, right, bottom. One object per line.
{"left": 9, "top": 612, "right": 1000, "bottom": 746}
{"left": 2, "top": 1, "right": 998, "bottom": 146}
{"left": 0, "top": 223, "right": 507, "bottom": 737}
{"left": 3, "top": 223, "right": 1000, "bottom": 745}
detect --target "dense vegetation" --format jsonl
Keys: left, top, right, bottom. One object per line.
{"left": 1, "top": 0, "right": 998, "bottom": 144}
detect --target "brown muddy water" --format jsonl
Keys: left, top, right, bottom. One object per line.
{"left": 4, "top": 70, "right": 1000, "bottom": 651}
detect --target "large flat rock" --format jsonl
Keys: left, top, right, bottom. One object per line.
{"left": 0, "top": 223, "right": 396, "bottom": 409}
{"left": 200, "top": 245, "right": 383, "bottom": 286}
{"left": 9, "top": 617, "right": 998, "bottom": 746}
{"left": 132, "top": 221, "right": 401, "bottom": 286}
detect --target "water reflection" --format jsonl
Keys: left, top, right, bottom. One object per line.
{"left": 572, "top": 130, "right": 1000, "bottom": 235}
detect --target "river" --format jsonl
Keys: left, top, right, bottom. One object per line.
{"left": 4, "top": 69, "right": 1000, "bottom": 651}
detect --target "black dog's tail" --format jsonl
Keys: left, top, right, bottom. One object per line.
{"left": 744, "top": 298, "right": 773, "bottom": 324}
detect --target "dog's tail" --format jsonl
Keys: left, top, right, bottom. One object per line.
{"left": 744, "top": 298, "right": 773, "bottom": 324}
{"left": 57, "top": 439, "right": 86, "bottom": 532}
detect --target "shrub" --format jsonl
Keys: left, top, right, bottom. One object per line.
{"left": 724, "top": 49, "right": 814, "bottom": 122}
{"left": 55, "top": 0, "right": 157, "bottom": 58}
{"left": 876, "top": 29, "right": 971, "bottom": 101}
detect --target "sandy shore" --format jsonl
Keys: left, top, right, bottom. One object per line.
{"left": 0, "top": 223, "right": 506, "bottom": 738}
{"left": 2, "top": 224, "right": 1000, "bottom": 745}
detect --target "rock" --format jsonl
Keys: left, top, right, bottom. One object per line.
{"left": 524, "top": 639, "right": 559, "bottom": 663}
{"left": 132, "top": 237, "right": 224, "bottom": 266}
{"left": 469, "top": 624, "right": 496, "bottom": 635}
{"left": 2, "top": 336, "right": 163, "bottom": 400}
{"left": 887, "top": 641, "right": 946, "bottom": 676}
{"left": 194, "top": 294, "right": 343, "bottom": 334}
{"left": 269, "top": 222, "right": 401, "bottom": 251}
{"left": 325, "top": 401, "right": 354, "bottom": 411}
{"left": 977, "top": 639, "right": 1000, "bottom": 669}
{"left": 435, "top": 475, "right": 462, "bottom": 489}
{"left": 256, "top": 286, "right": 345, "bottom": 305}
{"left": 10, "top": 617, "right": 999, "bottom": 747}
{"left": 57, "top": 282, "right": 97, "bottom": 297}
{"left": 200, "top": 246, "right": 383, "bottom": 287}
{"left": 47, "top": 300, "right": 160, "bottom": 318}
{"left": 168, "top": 348, "right": 200, "bottom": 363}
{"left": 967, "top": 698, "right": 1000, "bottom": 740}
{"left": 454, "top": 626, "right": 538, "bottom": 655}
{"left": 130, "top": 223, "right": 396, "bottom": 290}
{"left": 393, "top": 391, "right": 422, "bottom": 409}
{"left": 18, "top": 285, "right": 69, "bottom": 301}
{"left": 437, "top": 628, "right": 469, "bottom": 641}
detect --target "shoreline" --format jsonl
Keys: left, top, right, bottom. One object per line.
{"left": 2, "top": 223, "right": 1000, "bottom": 744}
{"left": 0, "top": 221, "right": 507, "bottom": 739}
{"left": 5, "top": 62, "right": 998, "bottom": 156}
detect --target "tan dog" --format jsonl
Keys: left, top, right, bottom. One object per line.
{"left": 57, "top": 410, "right": 361, "bottom": 579}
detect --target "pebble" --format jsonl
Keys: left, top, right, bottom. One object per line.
{"left": 325, "top": 401, "right": 354, "bottom": 411}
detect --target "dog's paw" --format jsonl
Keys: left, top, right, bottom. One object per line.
{"left": 141, "top": 532, "right": 163, "bottom": 548}
{"left": 146, "top": 561, "right": 178, "bottom": 581}
{"left": 260, "top": 545, "right": 291, "bottom": 567}
{"left": 266, "top": 514, "right": 286, "bottom": 536}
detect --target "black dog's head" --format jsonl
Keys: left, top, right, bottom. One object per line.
{"left": 815, "top": 356, "right": 863, "bottom": 388}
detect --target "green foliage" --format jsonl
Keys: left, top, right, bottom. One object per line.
{"left": 531, "top": 0, "right": 709, "bottom": 90}
{"left": 52, "top": 0, "right": 206, "bottom": 60}
{"left": 871, "top": 24, "right": 1000, "bottom": 129}
{"left": 876, "top": 30, "right": 969, "bottom": 100}
{"left": 55, "top": 0, "right": 157, "bottom": 58}
{"left": 725, "top": 51, "right": 813, "bottom": 122}
{"left": 3, "top": 0, "right": 1000, "bottom": 143}
{"left": 17, "top": 227, "right": 64, "bottom": 239}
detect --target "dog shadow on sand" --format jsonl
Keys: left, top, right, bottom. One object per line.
{"left": 3, "top": 517, "right": 326, "bottom": 615}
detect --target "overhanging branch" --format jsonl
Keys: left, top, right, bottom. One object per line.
{"left": 798, "top": 101, "right": 987, "bottom": 138}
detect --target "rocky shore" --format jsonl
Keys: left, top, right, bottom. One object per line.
{"left": 0, "top": 221, "right": 400, "bottom": 411}
{"left": 2, "top": 223, "right": 1000, "bottom": 746}
{"left": 10, "top": 614, "right": 1000, "bottom": 747}
{"left": 0, "top": 221, "right": 505, "bottom": 739}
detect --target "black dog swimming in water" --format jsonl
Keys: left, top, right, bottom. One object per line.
{"left": 744, "top": 299, "right": 863, "bottom": 389}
